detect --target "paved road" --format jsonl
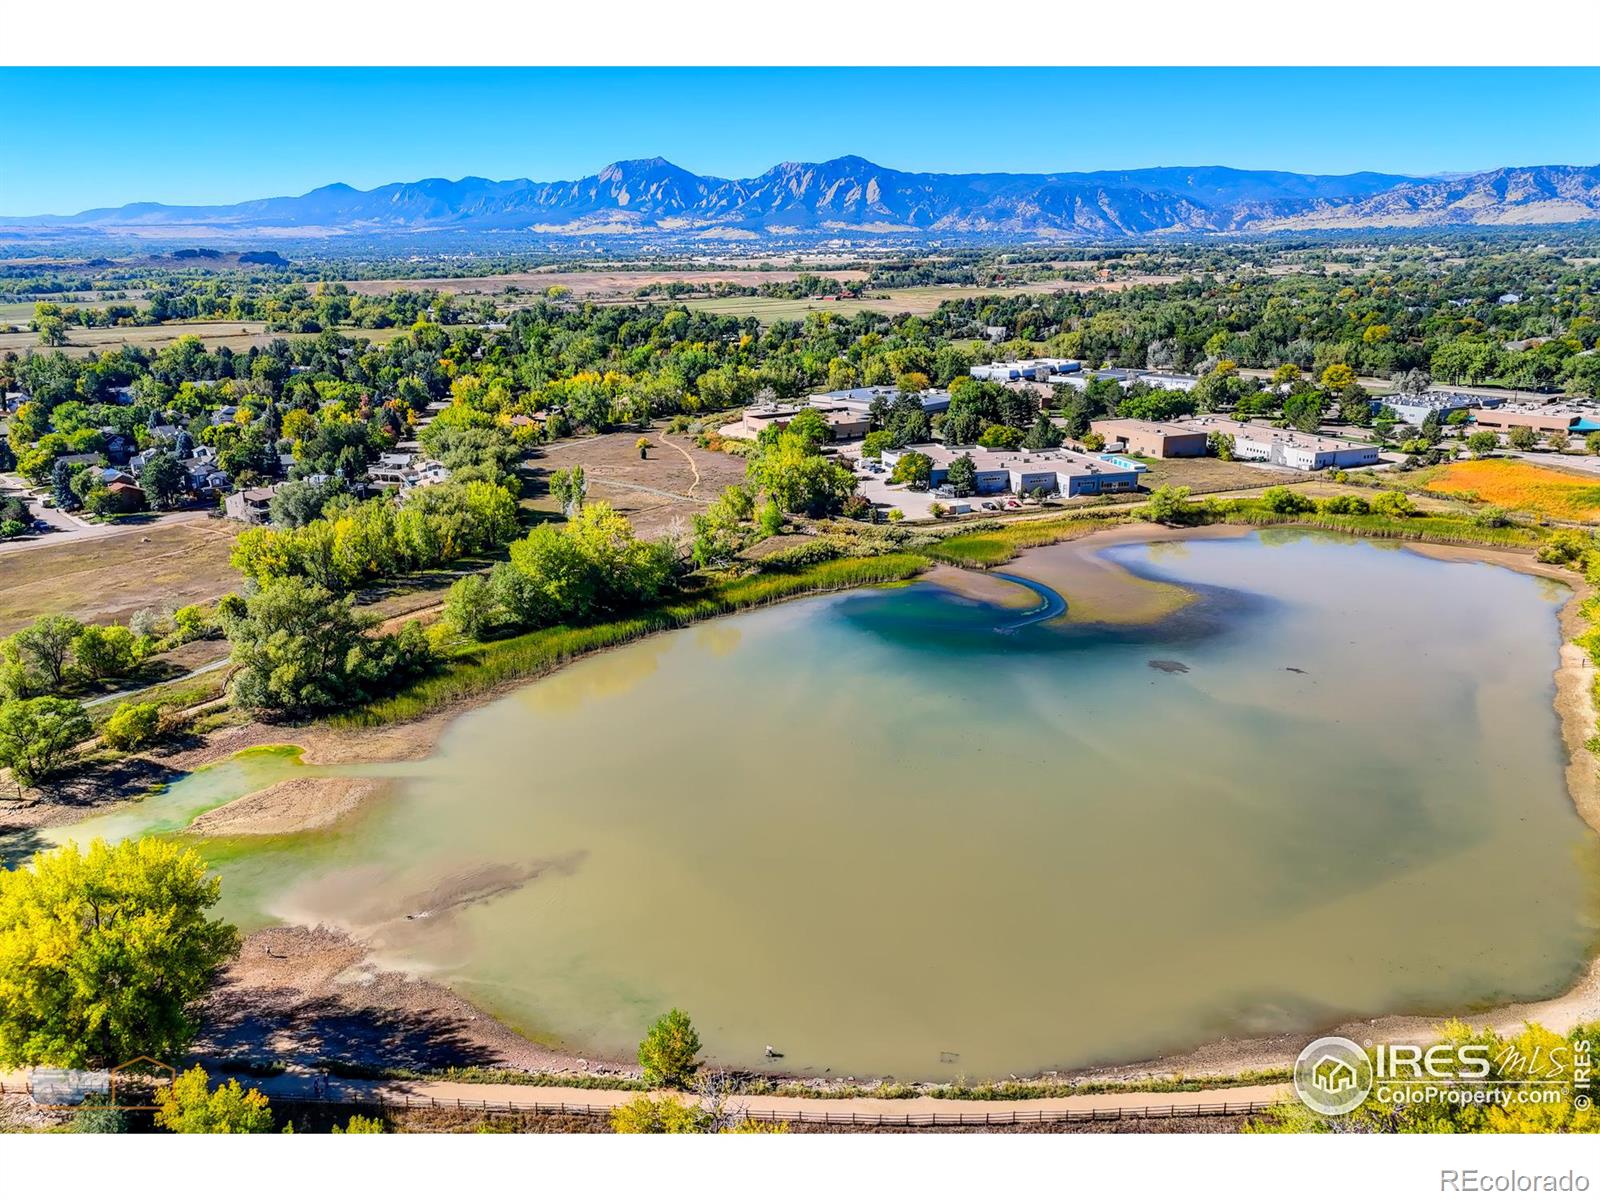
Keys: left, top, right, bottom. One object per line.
{"left": 0, "top": 477, "right": 211, "bottom": 558}
{"left": 82, "top": 658, "right": 231, "bottom": 709}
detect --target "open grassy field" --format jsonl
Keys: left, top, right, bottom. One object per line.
{"left": 1422, "top": 458, "right": 1600, "bottom": 523}
{"left": 0, "top": 321, "right": 413, "bottom": 358}
{"left": 523, "top": 426, "right": 748, "bottom": 537}
{"left": 1134, "top": 457, "right": 1318, "bottom": 496}
{"left": 680, "top": 282, "right": 1097, "bottom": 323}
{"left": 0, "top": 515, "right": 240, "bottom": 634}
{"left": 345, "top": 268, "right": 870, "bottom": 301}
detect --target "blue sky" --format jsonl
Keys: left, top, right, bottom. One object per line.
{"left": 2, "top": 67, "right": 1597, "bottom": 214}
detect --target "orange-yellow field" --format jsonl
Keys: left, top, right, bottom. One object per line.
{"left": 1427, "top": 459, "right": 1600, "bottom": 522}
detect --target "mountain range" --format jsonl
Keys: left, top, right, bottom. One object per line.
{"left": 7, "top": 156, "right": 1600, "bottom": 241}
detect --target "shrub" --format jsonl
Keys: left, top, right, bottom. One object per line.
{"left": 638, "top": 1009, "right": 702, "bottom": 1087}
{"left": 332, "top": 1114, "right": 385, "bottom": 1133}
{"left": 71, "top": 1092, "right": 130, "bottom": 1133}
{"left": 103, "top": 701, "right": 161, "bottom": 751}
{"left": 171, "top": 604, "right": 220, "bottom": 644}
{"left": 1370, "top": 489, "right": 1417, "bottom": 517}
{"left": 610, "top": 1094, "right": 708, "bottom": 1134}
{"left": 1466, "top": 430, "right": 1499, "bottom": 457}
{"left": 1537, "top": 528, "right": 1595, "bottom": 566}
{"left": 1316, "top": 494, "right": 1369, "bottom": 516}
{"left": 758, "top": 538, "right": 849, "bottom": 571}
{"left": 1260, "top": 486, "right": 1315, "bottom": 515}
{"left": 442, "top": 574, "right": 499, "bottom": 641}
{"left": 1143, "top": 484, "right": 1193, "bottom": 524}
{"left": 154, "top": 1067, "right": 274, "bottom": 1134}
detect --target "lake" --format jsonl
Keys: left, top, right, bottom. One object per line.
{"left": 46, "top": 530, "right": 1600, "bottom": 1080}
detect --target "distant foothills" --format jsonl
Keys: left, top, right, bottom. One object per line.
{"left": 6, "top": 156, "right": 1600, "bottom": 242}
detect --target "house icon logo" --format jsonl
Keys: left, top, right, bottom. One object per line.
{"left": 29, "top": 1056, "right": 176, "bottom": 1110}
{"left": 110, "top": 1057, "right": 177, "bottom": 1111}
{"left": 1293, "top": 1036, "right": 1373, "bottom": 1116}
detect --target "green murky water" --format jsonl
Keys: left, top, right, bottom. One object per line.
{"left": 39, "top": 531, "right": 1600, "bottom": 1079}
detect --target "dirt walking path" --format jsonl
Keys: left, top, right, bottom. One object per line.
{"left": 657, "top": 431, "right": 701, "bottom": 498}
{"left": 0, "top": 1068, "right": 1284, "bottom": 1125}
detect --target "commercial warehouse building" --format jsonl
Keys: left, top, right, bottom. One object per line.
{"left": 736, "top": 402, "right": 872, "bottom": 440}
{"left": 1182, "top": 418, "right": 1380, "bottom": 470}
{"left": 1383, "top": 391, "right": 1478, "bottom": 426}
{"left": 969, "top": 358, "right": 1081, "bottom": 383}
{"left": 1091, "top": 418, "right": 1210, "bottom": 458}
{"left": 1468, "top": 404, "right": 1596, "bottom": 437}
{"left": 879, "top": 443, "right": 1146, "bottom": 498}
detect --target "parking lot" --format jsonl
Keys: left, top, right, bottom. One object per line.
{"left": 850, "top": 457, "right": 1036, "bottom": 521}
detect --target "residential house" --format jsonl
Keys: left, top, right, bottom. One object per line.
{"left": 102, "top": 481, "right": 146, "bottom": 512}
{"left": 100, "top": 430, "right": 134, "bottom": 465}
{"left": 225, "top": 485, "right": 279, "bottom": 525}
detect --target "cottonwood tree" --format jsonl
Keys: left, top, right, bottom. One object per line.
{"left": 0, "top": 838, "right": 239, "bottom": 1067}
{"left": 0, "top": 696, "right": 92, "bottom": 789}
{"left": 638, "top": 1009, "right": 703, "bottom": 1088}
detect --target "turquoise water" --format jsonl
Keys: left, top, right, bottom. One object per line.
{"left": 38, "top": 531, "right": 1600, "bottom": 1080}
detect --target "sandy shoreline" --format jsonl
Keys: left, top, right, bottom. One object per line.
{"left": 189, "top": 776, "right": 389, "bottom": 838}
{"left": 11, "top": 521, "right": 1600, "bottom": 1088}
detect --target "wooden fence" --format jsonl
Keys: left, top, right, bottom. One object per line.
{"left": 279, "top": 1092, "right": 1278, "bottom": 1127}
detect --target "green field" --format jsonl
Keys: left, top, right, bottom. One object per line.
{"left": 679, "top": 282, "right": 1071, "bottom": 323}
{"left": 0, "top": 321, "right": 414, "bottom": 357}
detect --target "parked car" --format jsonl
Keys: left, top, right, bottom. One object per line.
{"left": 1005, "top": 499, "right": 1021, "bottom": 509}
{"left": 981, "top": 501, "right": 999, "bottom": 511}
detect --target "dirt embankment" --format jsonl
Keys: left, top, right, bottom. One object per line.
{"left": 198, "top": 925, "right": 632, "bottom": 1077}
